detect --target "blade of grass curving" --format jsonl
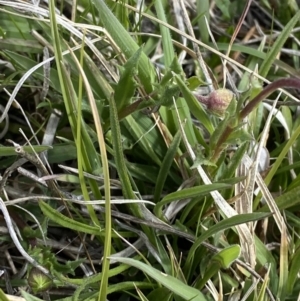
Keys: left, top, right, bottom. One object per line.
{"left": 39, "top": 201, "right": 101, "bottom": 235}
{"left": 153, "top": 0, "right": 176, "bottom": 132}
{"left": 258, "top": 185, "right": 300, "bottom": 212}
{"left": 73, "top": 264, "right": 131, "bottom": 300}
{"left": 196, "top": 245, "right": 241, "bottom": 290}
{"left": 48, "top": 0, "right": 102, "bottom": 228}
{"left": 2, "top": 51, "right": 61, "bottom": 92}
{"left": 212, "top": 42, "right": 299, "bottom": 76}
{"left": 108, "top": 94, "right": 144, "bottom": 217}
{"left": 213, "top": 245, "right": 241, "bottom": 269}
{"left": 287, "top": 247, "right": 300, "bottom": 294}
{"left": 259, "top": 10, "right": 300, "bottom": 78}
{"left": 184, "top": 213, "right": 270, "bottom": 276}
{"left": 154, "top": 183, "right": 231, "bottom": 219}
{"left": 258, "top": 121, "right": 300, "bottom": 198}
{"left": 154, "top": 0, "right": 175, "bottom": 68}
{"left": 72, "top": 34, "right": 96, "bottom": 248}
{"left": 93, "top": 0, "right": 156, "bottom": 93}
{"left": 114, "top": 47, "right": 142, "bottom": 111}
{"left": 174, "top": 74, "right": 214, "bottom": 134}
{"left": 154, "top": 130, "right": 181, "bottom": 203}
{"left": 66, "top": 45, "right": 112, "bottom": 301}
{"left": 21, "top": 291, "right": 44, "bottom": 301}
{"left": 109, "top": 257, "right": 208, "bottom": 301}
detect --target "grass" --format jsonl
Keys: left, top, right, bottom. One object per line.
{"left": 0, "top": 0, "right": 300, "bottom": 300}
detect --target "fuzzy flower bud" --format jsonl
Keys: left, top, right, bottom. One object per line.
{"left": 194, "top": 88, "right": 234, "bottom": 117}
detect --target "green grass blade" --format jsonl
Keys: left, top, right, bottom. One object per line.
{"left": 154, "top": 1, "right": 175, "bottom": 68}
{"left": 39, "top": 201, "right": 101, "bottom": 235}
{"left": 263, "top": 122, "right": 300, "bottom": 187}
{"left": 212, "top": 245, "right": 241, "bottom": 269}
{"left": 0, "top": 146, "right": 50, "bottom": 156}
{"left": 175, "top": 74, "right": 214, "bottom": 134}
{"left": 154, "top": 183, "right": 231, "bottom": 218}
{"left": 110, "top": 257, "right": 208, "bottom": 301}
{"left": 93, "top": 0, "right": 156, "bottom": 93}
{"left": 259, "top": 10, "right": 300, "bottom": 78}
{"left": 154, "top": 130, "right": 181, "bottom": 203}
{"left": 114, "top": 48, "right": 142, "bottom": 111}
{"left": 184, "top": 213, "right": 270, "bottom": 275}
{"left": 287, "top": 247, "right": 300, "bottom": 294}
{"left": 109, "top": 96, "right": 136, "bottom": 200}
{"left": 196, "top": 0, "right": 210, "bottom": 43}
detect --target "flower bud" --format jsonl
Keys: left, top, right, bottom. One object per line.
{"left": 28, "top": 267, "right": 53, "bottom": 293}
{"left": 194, "top": 88, "right": 234, "bottom": 117}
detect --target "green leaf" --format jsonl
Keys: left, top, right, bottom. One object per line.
{"left": 109, "top": 95, "right": 136, "bottom": 200}
{"left": 212, "top": 245, "right": 241, "bottom": 268}
{"left": 287, "top": 247, "right": 300, "bottom": 294}
{"left": 154, "top": 1, "right": 175, "bottom": 68}
{"left": 186, "top": 76, "right": 202, "bottom": 90}
{"left": 39, "top": 201, "right": 101, "bottom": 235}
{"left": 195, "top": 245, "right": 241, "bottom": 290}
{"left": 93, "top": 0, "right": 156, "bottom": 93}
{"left": 154, "top": 130, "right": 181, "bottom": 203}
{"left": 0, "top": 289, "right": 10, "bottom": 301}
{"left": 191, "top": 150, "right": 217, "bottom": 168}
{"left": 215, "top": 0, "right": 231, "bottom": 20}
{"left": 185, "top": 213, "right": 270, "bottom": 272}
{"left": 226, "top": 127, "right": 253, "bottom": 145}
{"left": 114, "top": 47, "right": 142, "bottom": 111}
{"left": 174, "top": 74, "right": 214, "bottom": 134}
{"left": 154, "top": 183, "right": 231, "bottom": 218}
{"left": 110, "top": 257, "right": 208, "bottom": 301}
{"left": 259, "top": 10, "right": 300, "bottom": 77}
{"left": 2, "top": 50, "right": 61, "bottom": 92}
{"left": 0, "top": 145, "right": 50, "bottom": 157}
{"left": 21, "top": 291, "right": 44, "bottom": 301}
{"left": 258, "top": 185, "right": 300, "bottom": 212}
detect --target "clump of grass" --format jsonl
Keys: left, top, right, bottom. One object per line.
{"left": 0, "top": 1, "right": 300, "bottom": 301}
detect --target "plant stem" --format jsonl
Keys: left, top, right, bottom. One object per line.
{"left": 239, "top": 77, "right": 300, "bottom": 120}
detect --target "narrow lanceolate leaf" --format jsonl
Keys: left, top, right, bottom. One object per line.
{"left": 174, "top": 74, "right": 214, "bottom": 135}
{"left": 184, "top": 213, "right": 270, "bottom": 274}
{"left": 287, "top": 247, "right": 300, "bottom": 294}
{"left": 109, "top": 95, "right": 136, "bottom": 200}
{"left": 154, "top": 130, "right": 181, "bottom": 203}
{"left": 0, "top": 145, "right": 50, "bottom": 156}
{"left": 110, "top": 257, "right": 208, "bottom": 301}
{"left": 259, "top": 10, "right": 300, "bottom": 78}
{"left": 114, "top": 48, "right": 142, "bottom": 111}
{"left": 212, "top": 245, "right": 241, "bottom": 269}
{"left": 154, "top": 1, "right": 175, "bottom": 68}
{"left": 154, "top": 183, "right": 231, "bottom": 218}
{"left": 39, "top": 201, "right": 101, "bottom": 235}
{"left": 93, "top": 0, "right": 156, "bottom": 93}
